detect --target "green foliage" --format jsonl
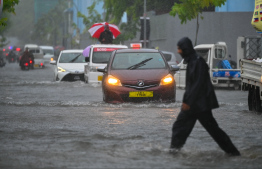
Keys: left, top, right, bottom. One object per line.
{"left": 169, "top": 0, "right": 226, "bottom": 24}
{"left": 103, "top": 0, "right": 178, "bottom": 42}
{"left": 78, "top": 2, "right": 103, "bottom": 33}
{"left": 0, "top": 0, "right": 19, "bottom": 27}
{"left": 0, "top": 0, "right": 19, "bottom": 47}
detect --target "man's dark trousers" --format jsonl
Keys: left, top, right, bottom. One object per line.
{"left": 171, "top": 109, "right": 240, "bottom": 155}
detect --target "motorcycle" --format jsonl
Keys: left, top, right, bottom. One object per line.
{"left": 29, "top": 58, "right": 34, "bottom": 69}
{"left": 20, "top": 61, "right": 30, "bottom": 70}
{"left": 0, "top": 56, "right": 6, "bottom": 67}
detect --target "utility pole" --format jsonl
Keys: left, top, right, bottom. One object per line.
{"left": 144, "top": 0, "right": 146, "bottom": 48}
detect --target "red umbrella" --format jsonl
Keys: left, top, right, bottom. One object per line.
{"left": 88, "top": 22, "right": 121, "bottom": 39}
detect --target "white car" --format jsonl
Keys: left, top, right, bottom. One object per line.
{"left": 40, "top": 46, "right": 55, "bottom": 63}
{"left": 84, "top": 44, "right": 128, "bottom": 83}
{"left": 50, "top": 49, "right": 85, "bottom": 81}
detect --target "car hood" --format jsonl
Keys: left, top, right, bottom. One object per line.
{"left": 110, "top": 69, "right": 169, "bottom": 82}
{"left": 57, "top": 63, "right": 86, "bottom": 72}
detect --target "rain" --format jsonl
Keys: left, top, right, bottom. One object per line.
{"left": 0, "top": 0, "right": 262, "bottom": 168}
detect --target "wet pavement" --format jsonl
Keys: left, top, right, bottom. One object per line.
{"left": 0, "top": 63, "right": 262, "bottom": 168}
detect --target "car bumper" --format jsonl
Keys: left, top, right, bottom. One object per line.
{"left": 103, "top": 83, "right": 176, "bottom": 103}
{"left": 58, "top": 72, "right": 85, "bottom": 81}
{"left": 85, "top": 72, "right": 103, "bottom": 83}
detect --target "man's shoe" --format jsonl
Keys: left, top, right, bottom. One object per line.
{"left": 227, "top": 151, "right": 241, "bottom": 157}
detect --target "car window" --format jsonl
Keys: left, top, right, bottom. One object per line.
{"left": 163, "top": 53, "right": 171, "bottom": 61}
{"left": 29, "top": 49, "right": 40, "bottom": 54}
{"left": 42, "top": 49, "right": 54, "bottom": 55}
{"left": 92, "top": 51, "right": 112, "bottom": 63}
{"left": 59, "top": 53, "right": 85, "bottom": 63}
{"left": 112, "top": 52, "right": 166, "bottom": 70}
{"left": 195, "top": 49, "right": 209, "bottom": 62}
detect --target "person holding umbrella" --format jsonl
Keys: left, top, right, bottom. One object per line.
{"left": 99, "top": 24, "right": 113, "bottom": 44}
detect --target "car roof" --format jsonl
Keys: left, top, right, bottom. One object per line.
{"left": 115, "top": 48, "right": 160, "bottom": 53}
{"left": 161, "top": 51, "right": 175, "bottom": 55}
{"left": 89, "top": 44, "right": 128, "bottom": 48}
{"left": 61, "top": 49, "right": 83, "bottom": 53}
{"left": 40, "top": 46, "right": 54, "bottom": 49}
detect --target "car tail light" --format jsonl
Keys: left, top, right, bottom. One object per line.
{"left": 24, "top": 63, "right": 29, "bottom": 66}
{"left": 107, "top": 75, "right": 122, "bottom": 86}
{"left": 40, "top": 63, "right": 43, "bottom": 66}
{"left": 160, "top": 74, "right": 174, "bottom": 85}
{"left": 29, "top": 60, "right": 33, "bottom": 64}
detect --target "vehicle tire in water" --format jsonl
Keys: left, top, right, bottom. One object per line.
{"left": 251, "top": 87, "right": 262, "bottom": 112}
{"left": 248, "top": 87, "right": 253, "bottom": 111}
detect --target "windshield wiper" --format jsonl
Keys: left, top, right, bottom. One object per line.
{"left": 69, "top": 54, "right": 81, "bottom": 63}
{"left": 127, "top": 58, "right": 153, "bottom": 70}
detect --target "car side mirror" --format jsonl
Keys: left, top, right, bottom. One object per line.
{"left": 170, "top": 65, "right": 180, "bottom": 72}
{"left": 85, "top": 57, "right": 89, "bottom": 62}
{"left": 97, "top": 66, "right": 107, "bottom": 73}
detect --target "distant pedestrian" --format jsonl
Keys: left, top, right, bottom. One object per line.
{"left": 99, "top": 24, "right": 113, "bottom": 44}
{"left": 170, "top": 37, "right": 240, "bottom": 156}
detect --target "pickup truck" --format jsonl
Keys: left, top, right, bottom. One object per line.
{"left": 238, "top": 36, "right": 262, "bottom": 112}
{"left": 175, "top": 42, "right": 241, "bottom": 89}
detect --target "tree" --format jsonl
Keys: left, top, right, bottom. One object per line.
{"left": 31, "top": 0, "right": 67, "bottom": 46}
{"left": 0, "top": 0, "right": 19, "bottom": 27}
{"left": 169, "top": 0, "right": 226, "bottom": 45}
{"left": 103, "top": 0, "right": 178, "bottom": 43}
{"left": 0, "top": 0, "right": 19, "bottom": 47}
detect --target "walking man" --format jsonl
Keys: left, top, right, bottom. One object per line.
{"left": 170, "top": 37, "right": 240, "bottom": 156}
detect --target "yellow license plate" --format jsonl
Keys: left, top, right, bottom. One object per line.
{"left": 34, "top": 64, "right": 39, "bottom": 68}
{"left": 129, "top": 91, "right": 153, "bottom": 97}
{"left": 98, "top": 75, "right": 103, "bottom": 81}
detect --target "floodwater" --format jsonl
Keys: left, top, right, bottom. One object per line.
{"left": 0, "top": 63, "right": 262, "bottom": 169}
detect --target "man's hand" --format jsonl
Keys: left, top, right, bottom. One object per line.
{"left": 181, "top": 103, "right": 190, "bottom": 111}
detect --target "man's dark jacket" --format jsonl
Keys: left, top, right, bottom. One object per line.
{"left": 99, "top": 30, "right": 113, "bottom": 44}
{"left": 178, "top": 37, "right": 219, "bottom": 112}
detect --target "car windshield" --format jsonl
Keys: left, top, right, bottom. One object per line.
{"left": 59, "top": 53, "right": 85, "bottom": 63}
{"left": 112, "top": 52, "right": 166, "bottom": 70}
{"left": 92, "top": 51, "right": 112, "bottom": 63}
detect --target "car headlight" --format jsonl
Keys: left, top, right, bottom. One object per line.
{"left": 107, "top": 75, "right": 122, "bottom": 86}
{"left": 160, "top": 74, "right": 174, "bottom": 85}
{"left": 58, "top": 67, "right": 67, "bottom": 72}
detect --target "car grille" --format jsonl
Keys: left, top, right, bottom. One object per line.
{"left": 123, "top": 84, "right": 158, "bottom": 90}
{"left": 62, "top": 74, "right": 84, "bottom": 82}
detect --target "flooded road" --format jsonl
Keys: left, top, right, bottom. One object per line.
{"left": 0, "top": 63, "right": 262, "bottom": 168}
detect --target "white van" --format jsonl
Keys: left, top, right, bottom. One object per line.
{"left": 24, "top": 44, "right": 45, "bottom": 68}
{"left": 40, "top": 46, "right": 55, "bottom": 63}
{"left": 84, "top": 44, "right": 128, "bottom": 83}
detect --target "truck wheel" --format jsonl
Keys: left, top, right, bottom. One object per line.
{"left": 248, "top": 87, "right": 253, "bottom": 111}
{"left": 254, "top": 88, "right": 262, "bottom": 113}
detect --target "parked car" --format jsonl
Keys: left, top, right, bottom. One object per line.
{"left": 40, "top": 46, "right": 55, "bottom": 63}
{"left": 97, "top": 48, "right": 180, "bottom": 103}
{"left": 50, "top": 49, "right": 85, "bottom": 81}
